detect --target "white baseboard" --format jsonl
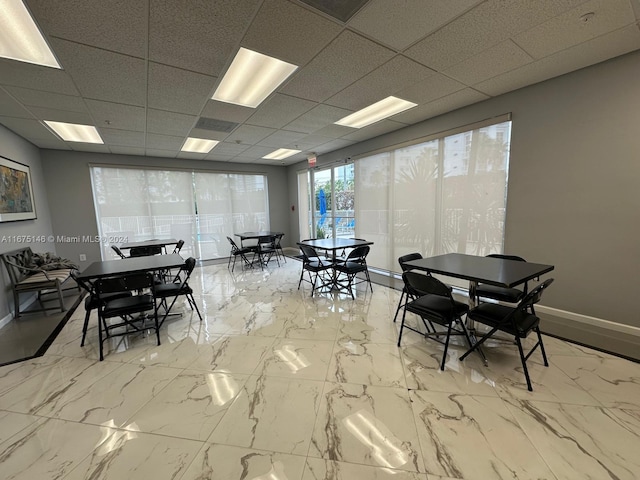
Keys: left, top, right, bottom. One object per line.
{"left": 0, "top": 295, "right": 37, "bottom": 330}
{"left": 536, "top": 305, "right": 640, "bottom": 337}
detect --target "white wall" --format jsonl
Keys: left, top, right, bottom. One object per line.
{"left": 0, "top": 125, "right": 56, "bottom": 319}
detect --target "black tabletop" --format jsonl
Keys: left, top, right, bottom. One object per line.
{"left": 297, "top": 238, "right": 373, "bottom": 251}
{"left": 235, "top": 231, "right": 283, "bottom": 240}
{"left": 77, "top": 254, "right": 185, "bottom": 280}
{"left": 120, "top": 238, "right": 179, "bottom": 249}
{"left": 404, "top": 253, "right": 554, "bottom": 288}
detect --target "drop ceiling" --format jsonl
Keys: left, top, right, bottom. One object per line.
{"left": 0, "top": 0, "right": 639, "bottom": 165}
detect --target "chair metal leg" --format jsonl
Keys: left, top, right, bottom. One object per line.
{"left": 441, "top": 321, "right": 454, "bottom": 371}
{"left": 81, "top": 309, "right": 90, "bottom": 346}
{"left": 397, "top": 308, "right": 408, "bottom": 347}
{"left": 535, "top": 327, "right": 549, "bottom": 366}
{"left": 393, "top": 289, "right": 406, "bottom": 323}
{"left": 515, "top": 337, "right": 533, "bottom": 391}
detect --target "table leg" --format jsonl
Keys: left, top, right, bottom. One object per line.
{"left": 467, "top": 280, "right": 488, "bottom": 365}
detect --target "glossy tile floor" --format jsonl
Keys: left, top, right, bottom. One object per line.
{"left": 1, "top": 260, "right": 638, "bottom": 479}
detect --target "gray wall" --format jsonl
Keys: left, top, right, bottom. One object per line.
{"left": 288, "top": 50, "right": 640, "bottom": 329}
{"left": 39, "top": 150, "right": 291, "bottom": 270}
{"left": 0, "top": 125, "right": 56, "bottom": 319}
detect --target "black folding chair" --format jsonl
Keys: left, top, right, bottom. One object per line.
{"left": 111, "top": 245, "right": 127, "bottom": 258}
{"left": 297, "top": 243, "right": 334, "bottom": 297}
{"left": 393, "top": 252, "right": 423, "bottom": 322}
{"left": 460, "top": 278, "right": 555, "bottom": 391}
{"left": 476, "top": 254, "right": 529, "bottom": 305}
{"left": 155, "top": 257, "right": 202, "bottom": 326}
{"left": 95, "top": 272, "right": 159, "bottom": 361}
{"left": 70, "top": 270, "right": 132, "bottom": 347}
{"left": 227, "top": 236, "right": 253, "bottom": 271}
{"left": 333, "top": 245, "right": 373, "bottom": 299}
{"left": 255, "top": 235, "right": 279, "bottom": 269}
{"left": 398, "top": 271, "right": 473, "bottom": 371}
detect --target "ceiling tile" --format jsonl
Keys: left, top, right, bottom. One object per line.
{"left": 0, "top": 89, "right": 33, "bottom": 118}
{"left": 109, "top": 146, "right": 146, "bottom": 156}
{"left": 99, "top": 128, "right": 145, "bottom": 148}
{"left": 281, "top": 30, "right": 396, "bottom": 102}
{"left": 209, "top": 142, "right": 251, "bottom": 156}
{"left": 475, "top": 24, "right": 640, "bottom": 96}
{"left": 4, "top": 87, "right": 88, "bottom": 113}
{"left": 284, "top": 104, "right": 353, "bottom": 134}
{"left": 149, "top": 0, "right": 261, "bottom": 74}
{"left": 145, "top": 133, "right": 184, "bottom": 151}
{"left": 257, "top": 129, "right": 308, "bottom": 148}
{"left": 514, "top": 0, "right": 635, "bottom": 59}
{"left": 147, "top": 109, "right": 196, "bottom": 136}
{"left": 177, "top": 152, "right": 207, "bottom": 160}
{"left": 315, "top": 138, "right": 357, "bottom": 153}
{"left": 148, "top": 63, "right": 216, "bottom": 115}
{"left": 145, "top": 149, "right": 178, "bottom": 158}
{"left": 341, "top": 119, "right": 407, "bottom": 142}
{"left": 292, "top": 134, "right": 335, "bottom": 150}
{"left": 25, "top": 0, "right": 148, "bottom": 58}
{"left": 205, "top": 152, "right": 235, "bottom": 161}
{"left": 350, "top": 0, "right": 483, "bottom": 50}
{"left": 325, "top": 55, "right": 435, "bottom": 110}
{"left": 391, "top": 88, "right": 490, "bottom": 124}
{"left": 29, "top": 137, "right": 72, "bottom": 150}
{"left": 242, "top": 0, "right": 342, "bottom": 65}
{"left": 241, "top": 145, "right": 278, "bottom": 159}
{"left": 84, "top": 100, "right": 146, "bottom": 132}
{"left": 69, "top": 143, "right": 110, "bottom": 153}
{"left": 51, "top": 39, "right": 146, "bottom": 106}
{"left": 395, "top": 73, "right": 466, "bottom": 104}
{"left": 0, "top": 116, "right": 56, "bottom": 141}
{"left": 0, "top": 58, "right": 79, "bottom": 96}
{"left": 312, "top": 124, "right": 355, "bottom": 137}
{"left": 405, "top": 0, "right": 588, "bottom": 70}
{"left": 224, "top": 125, "right": 276, "bottom": 145}
{"left": 26, "top": 107, "right": 94, "bottom": 125}
{"left": 200, "top": 101, "right": 255, "bottom": 123}
{"left": 246, "top": 94, "right": 317, "bottom": 129}
{"left": 188, "top": 129, "right": 229, "bottom": 142}
{"left": 444, "top": 40, "right": 534, "bottom": 85}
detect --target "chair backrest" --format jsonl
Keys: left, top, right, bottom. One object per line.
{"left": 111, "top": 245, "right": 126, "bottom": 258}
{"left": 173, "top": 239, "right": 185, "bottom": 253}
{"left": 299, "top": 244, "right": 322, "bottom": 263}
{"left": 345, "top": 245, "right": 370, "bottom": 263}
{"left": 402, "top": 271, "right": 452, "bottom": 299}
{"left": 96, "top": 272, "right": 154, "bottom": 296}
{"left": 227, "top": 236, "right": 240, "bottom": 252}
{"left": 517, "top": 278, "right": 554, "bottom": 312}
{"left": 171, "top": 257, "right": 197, "bottom": 285}
{"left": 129, "top": 246, "right": 162, "bottom": 257}
{"left": 258, "top": 235, "right": 275, "bottom": 248}
{"left": 398, "top": 252, "right": 423, "bottom": 271}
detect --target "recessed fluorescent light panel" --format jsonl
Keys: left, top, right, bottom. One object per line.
{"left": 262, "top": 148, "right": 301, "bottom": 160}
{"left": 0, "top": 0, "right": 60, "bottom": 68}
{"left": 212, "top": 47, "right": 298, "bottom": 108}
{"left": 335, "top": 96, "right": 417, "bottom": 128}
{"left": 44, "top": 121, "right": 103, "bottom": 143}
{"left": 181, "top": 137, "right": 219, "bottom": 153}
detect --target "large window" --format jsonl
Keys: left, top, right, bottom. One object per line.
{"left": 354, "top": 117, "right": 512, "bottom": 273}
{"left": 91, "top": 167, "right": 269, "bottom": 260}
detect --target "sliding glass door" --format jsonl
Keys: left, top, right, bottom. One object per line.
{"left": 91, "top": 167, "right": 269, "bottom": 260}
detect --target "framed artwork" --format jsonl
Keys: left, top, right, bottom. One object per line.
{"left": 0, "top": 155, "right": 37, "bottom": 222}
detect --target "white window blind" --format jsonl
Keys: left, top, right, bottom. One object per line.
{"left": 90, "top": 166, "right": 269, "bottom": 260}
{"left": 354, "top": 119, "right": 512, "bottom": 274}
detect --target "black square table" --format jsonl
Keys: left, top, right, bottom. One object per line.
{"left": 404, "top": 253, "right": 554, "bottom": 304}
{"left": 120, "top": 238, "right": 179, "bottom": 254}
{"left": 77, "top": 254, "right": 186, "bottom": 281}
{"left": 297, "top": 238, "right": 373, "bottom": 261}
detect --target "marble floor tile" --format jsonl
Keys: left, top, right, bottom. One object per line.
{"left": 187, "top": 335, "right": 276, "bottom": 374}
{"left": 327, "top": 341, "right": 406, "bottom": 388}
{"left": 505, "top": 398, "right": 640, "bottom": 480}
{"left": 255, "top": 338, "right": 334, "bottom": 381}
{"left": 1, "top": 260, "right": 637, "bottom": 480}
{"left": 42, "top": 363, "right": 181, "bottom": 427}
{"left": 550, "top": 355, "right": 640, "bottom": 410}
{"left": 180, "top": 443, "right": 307, "bottom": 480}
{"left": 127, "top": 370, "right": 249, "bottom": 441}
{"left": 208, "top": 374, "right": 323, "bottom": 455}
{"left": 400, "top": 341, "right": 499, "bottom": 395}
{"left": 0, "top": 416, "right": 117, "bottom": 480}
{"left": 410, "top": 390, "right": 557, "bottom": 479}
{"left": 303, "top": 457, "right": 428, "bottom": 479}
{"left": 308, "top": 382, "right": 424, "bottom": 473}
{"left": 62, "top": 429, "right": 203, "bottom": 480}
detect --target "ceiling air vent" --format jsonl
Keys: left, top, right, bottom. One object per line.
{"left": 194, "top": 117, "right": 239, "bottom": 133}
{"left": 299, "top": 0, "right": 370, "bottom": 23}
